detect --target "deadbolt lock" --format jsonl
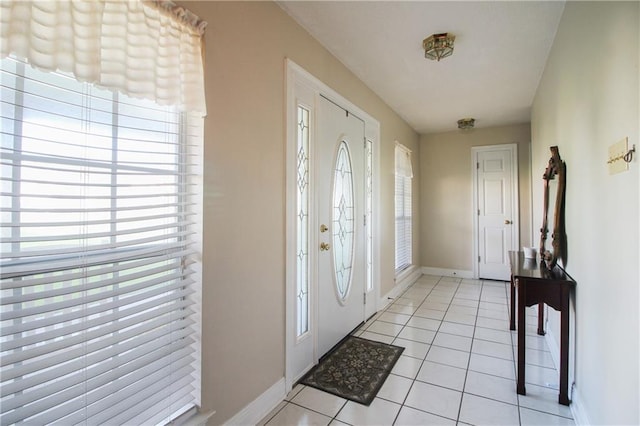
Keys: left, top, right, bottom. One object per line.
{"left": 320, "top": 224, "right": 329, "bottom": 233}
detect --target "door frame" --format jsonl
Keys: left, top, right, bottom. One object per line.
{"left": 284, "top": 59, "right": 381, "bottom": 391}
{"left": 471, "top": 143, "right": 520, "bottom": 280}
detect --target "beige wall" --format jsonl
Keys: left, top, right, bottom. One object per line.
{"left": 181, "top": 2, "right": 419, "bottom": 423}
{"left": 419, "top": 124, "right": 532, "bottom": 271}
{"left": 531, "top": 2, "right": 639, "bottom": 424}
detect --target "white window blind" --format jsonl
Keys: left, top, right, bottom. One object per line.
{"left": 0, "top": 56, "right": 204, "bottom": 425}
{"left": 395, "top": 143, "right": 412, "bottom": 272}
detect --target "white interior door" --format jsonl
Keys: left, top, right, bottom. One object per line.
{"left": 317, "top": 97, "right": 365, "bottom": 357}
{"left": 476, "top": 145, "right": 519, "bottom": 281}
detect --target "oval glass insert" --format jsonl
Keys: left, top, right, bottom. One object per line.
{"left": 332, "top": 141, "right": 355, "bottom": 302}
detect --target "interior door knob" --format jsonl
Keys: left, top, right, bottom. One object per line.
{"left": 505, "top": 219, "right": 513, "bottom": 225}
{"left": 320, "top": 242, "right": 331, "bottom": 251}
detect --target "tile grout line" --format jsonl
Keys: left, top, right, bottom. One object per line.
{"left": 454, "top": 278, "right": 483, "bottom": 424}
{"left": 389, "top": 276, "right": 441, "bottom": 425}
{"left": 382, "top": 276, "right": 445, "bottom": 425}
{"left": 395, "top": 275, "right": 463, "bottom": 424}
{"left": 505, "top": 277, "right": 524, "bottom": 426}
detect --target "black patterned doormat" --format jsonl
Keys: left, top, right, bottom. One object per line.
{"left": 300, "top": 336, "right": 404, "bottom": 405}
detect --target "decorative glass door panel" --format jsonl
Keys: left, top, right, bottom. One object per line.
{"left": 295, "top": 105, "right": 310, "bottom": 337}
{"left": 365, "top": 139, "right": 373, "bottom": 293}
{"left": 332, "top": 141, "right": 354, "bottom": 303}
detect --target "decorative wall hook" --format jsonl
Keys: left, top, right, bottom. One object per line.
{"left": 607, "top": 144, "right": 635, "bottom": 164}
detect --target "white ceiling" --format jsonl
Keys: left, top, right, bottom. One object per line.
{"left": 278, "top": 1, "right": 566, "bottom": 134}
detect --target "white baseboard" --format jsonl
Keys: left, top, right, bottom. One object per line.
{"left": 421, "top": 266, "right": 474, "bottom": 279}
{"left": 378, "top": 265, "right": 422, "bottom": 309}
{"left": 177, "top": 409, "right": 215, "bottom": 426}
{"left": 569, "top": 385, "right": 591, "bottom": 425}
{"left": 544, "top": 329, "right": 589, "bottom": 425}
{"left": 544, "top": 328, "right": 561, "bottom": 376}
{"left": 223, "top": 378, "right": 286, "bottom": 426}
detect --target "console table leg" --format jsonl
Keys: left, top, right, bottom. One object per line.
{"left": 510, "top": 276, "right": 516, "bottom": 330}
{"left": 517, "top": 281, "right": 526, "bottom": 395}
{"left": 559, "top": 286, "right": 571, "bottom": 405}
{"left": 537, "top": 303, "right": 545, "bottom": 335}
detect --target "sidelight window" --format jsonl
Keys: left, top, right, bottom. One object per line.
{"left": 295, "top": 105, "right": 310, "bottom": 336}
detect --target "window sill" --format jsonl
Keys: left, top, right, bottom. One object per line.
{"left": 395, "top": 264, "right": 420, "bottom": 286}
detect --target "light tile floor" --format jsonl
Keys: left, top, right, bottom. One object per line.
{"left": 260, "top": 275, "right": 575, "bottom": 425}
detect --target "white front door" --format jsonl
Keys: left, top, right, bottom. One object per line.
{"left": 317, "top": 96, "right": 366, "bottom": 357}
{"left": 286, "top": 60, "right": 380, "bottom": 391}
{"left": 475, "top": 145, "right": 519, "bottom": 281}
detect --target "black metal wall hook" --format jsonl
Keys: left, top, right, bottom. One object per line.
{"left": 623, "top": 144, "right": 636, "bottom": 163}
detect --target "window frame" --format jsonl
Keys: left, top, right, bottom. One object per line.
{"left": 394, "top": 144, "right": 413, "bottom": 273}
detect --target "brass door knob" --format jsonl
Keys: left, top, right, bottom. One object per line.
{"left": 505, "top": 219, "right": 513, "bottom": 225}
{"left": 320, "top": 242, "right": 331, "bottom": 251}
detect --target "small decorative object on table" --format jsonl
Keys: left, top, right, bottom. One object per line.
{"left": 523, "top": 247, "right": 537, "bottom": 259}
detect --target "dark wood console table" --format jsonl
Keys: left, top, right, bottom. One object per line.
{"left": 508, "top": 251, "right": 576, "bottom": 406}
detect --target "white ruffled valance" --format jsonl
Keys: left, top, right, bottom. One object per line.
{"left": 1, "top": 0, "right": 207, "bottom": 115}
{"left": 395, "top": 142, "right": 413, "bottom": 178}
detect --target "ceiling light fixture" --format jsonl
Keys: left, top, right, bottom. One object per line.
{"left": 423, "top": 33, "right": 455, "bottom": 61}
{"left": 457, "top": 118, "right": 475, "bottom": 129}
